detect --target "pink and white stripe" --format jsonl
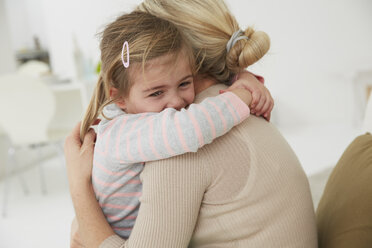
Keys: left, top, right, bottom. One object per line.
{"left": 206, "top": 100, "right": 228, "bottom": 132}
{"left": 174, "top": 113, "right": 191, "bottom": 153}
{"left": 195, "top": 104, "right": 216, "bottom": 139}
{"left": 218, "top": 95, "right": 239, "bottom": 124}
{"left": 94, "top": 189, "right": 142, "bottom": 198}
{"left": 186, "top": 111, "right": 205, "bottom": 147}
{"left": 107, "top": 214, "right": 137, "bottom": 221}
{"left": 95, "top": 161, "right": 139, "bottom": 177}
{"left": 115, "top": 116, "right": 129, "bottom": 162}
{"left": 93, "top": 175, "right": 141, "bottom": 188}
{"left": 100, "top": 203, "right": 137, "bottom": 210}
{"left": 124, "top": 113, "right": 148, "bottom": 163}
{"left": 136, "top": 128, "right": 148, "bottom": 162}
{"left": 148, "top": 116, "right": 162, "bottom": 159}
{"left": 161, "top": 110, "right": 176, "bottom": 156}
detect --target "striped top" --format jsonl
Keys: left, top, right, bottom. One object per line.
{"left": 92, "top": 91, "right": 250, "bottom": 238}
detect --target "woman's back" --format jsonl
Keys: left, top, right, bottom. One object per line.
{"left": 128, "top": 84, "right": 317, "bottom": 248}
{"left": 192, "top": 84, "right": 317, "bottom": 247}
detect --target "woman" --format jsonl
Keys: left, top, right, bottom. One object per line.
{"left": 66, "top": 77, "right": 317, "bottom": 248}
{"left": 66, "top": 1, "right": 317, "bottom": 247}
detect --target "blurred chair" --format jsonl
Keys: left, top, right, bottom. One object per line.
{"left": 0, "top": 74, "right": 55, "bottom": 217}
{"left": 17, "top": 59, "right": 85, "bottom": 139}
{"left": 17, "top": 60, "right": 50, "bottom": 77}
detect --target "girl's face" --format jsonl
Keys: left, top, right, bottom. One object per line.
{"left": 122, "top": 52, "right": 195, "bottom": 114}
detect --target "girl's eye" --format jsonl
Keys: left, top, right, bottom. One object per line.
{"left": 149, "top": 91, "right": 163, "bottom": 97}
{"left": 179, "top": 81, "right": 191, "bottom": 87}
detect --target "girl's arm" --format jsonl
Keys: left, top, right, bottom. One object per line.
{"left": 100, "top": 90, "right": 251, "bottom": 164}
{"left": 227, "top": 71, "right": 274, "bottom": 120}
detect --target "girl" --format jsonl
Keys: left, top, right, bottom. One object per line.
{"left": 80, "top": 11, "right": 273, "bottom": 238}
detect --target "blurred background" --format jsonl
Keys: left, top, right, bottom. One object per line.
{"left": 0, "top": 0, "right": 371, "bottom": 247}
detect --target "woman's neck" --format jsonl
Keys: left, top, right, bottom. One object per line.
{"left": 194, "top": 75, "right": 217, "bottom": 95}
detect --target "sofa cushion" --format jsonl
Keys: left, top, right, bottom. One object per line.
{"left": 316, "top": 133, "right": 372, "bottom": 248}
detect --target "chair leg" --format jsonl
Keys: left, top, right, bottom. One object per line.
{"left": 2, "top": 150, "right": 10, "bottom": 217}
{"left": 9, "top": 147, "right": 29, "bottom": 195}
{"left": 2, "top": 146, "right": 32, "bottom": 217}
{"left": 38, "top": 146, "right": 47, "bottom": 195}
{"left": 38, "top": 164, "right": 47, "bottom": 195}
{"left": 54, "top": 141, "right": 69, "bottom": 188}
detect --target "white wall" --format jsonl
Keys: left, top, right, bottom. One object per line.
{"left": 4, "top": 0, "right": 48, "bottom": 51}
{"left": 229, "top": 0, "right": 372, "bottom": 127}
{"left": 2, "top": 0, "right": 372, "bottom": 128}
{"left": 39, "top": 0, "right": 142, "bottom": 79}
{"left": 0, "top": 0, "right": 16, "bottom": 73}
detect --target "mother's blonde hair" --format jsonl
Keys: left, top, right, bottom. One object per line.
{"left": 137, "top": 0, "right": 270, "bottom": 83}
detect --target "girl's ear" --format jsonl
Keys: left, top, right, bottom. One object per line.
{"left": 110, "top": 87, "right": 126, "bottom": 110}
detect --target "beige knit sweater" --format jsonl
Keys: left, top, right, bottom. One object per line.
{"left": 100, "top": 84, "right": 317, "bottom": 248}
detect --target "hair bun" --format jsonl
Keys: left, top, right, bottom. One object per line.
{"left": 226, "top": 27, "right": 270, "bottom": 72}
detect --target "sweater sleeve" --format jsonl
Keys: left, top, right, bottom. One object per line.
{"left": 108, "top": 92, "right": 249, "bottom": 164}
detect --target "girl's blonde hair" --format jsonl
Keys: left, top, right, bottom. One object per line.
{"left": 137, "top": 0, "right": 270, "bottom": 83}
{"left": 80, "top": 11, "right": 194, "bottom": 140}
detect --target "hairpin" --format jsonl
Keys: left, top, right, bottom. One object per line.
{"left": 226, "top": 30, "right": 249, "bottom": 53}
{"left": 121, "top": 41, "right": 130, "bottom": 68}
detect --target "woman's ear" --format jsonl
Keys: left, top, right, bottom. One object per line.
{"left": 110, "top": 87, "right": 126, "bottom": 110}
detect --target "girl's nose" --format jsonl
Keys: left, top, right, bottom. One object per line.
{"left": 167, "top": 95, "right": 185, "bottom": 111}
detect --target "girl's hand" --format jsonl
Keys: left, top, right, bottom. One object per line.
{"left": 227, "top": 88, "right": 253, "bottom": 107}
{"left": 227, "top": 71, "right": 274, "bottom": 121}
